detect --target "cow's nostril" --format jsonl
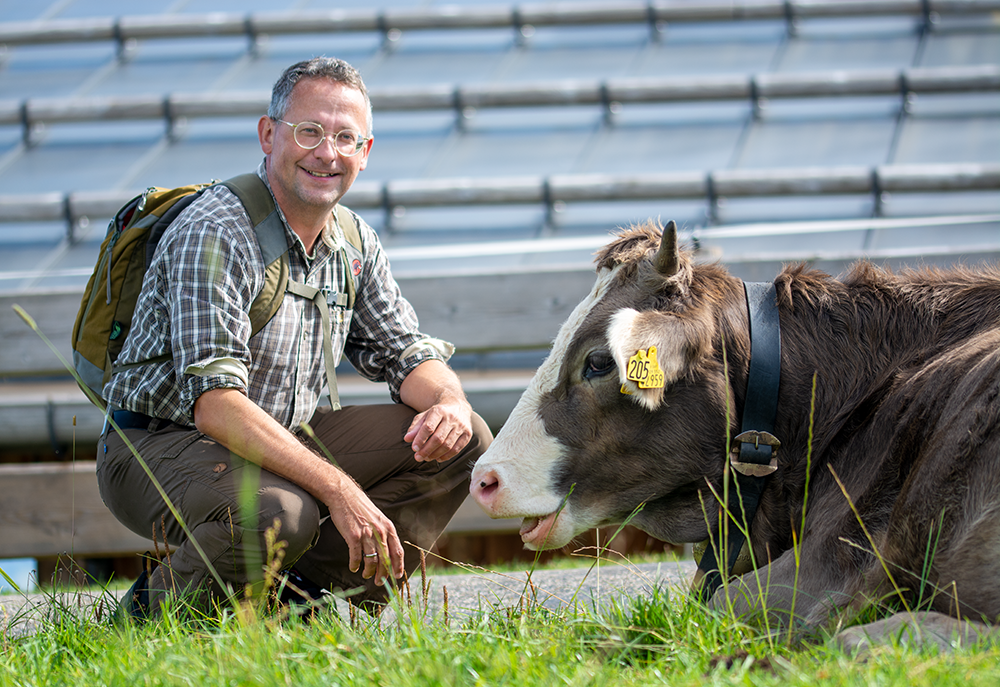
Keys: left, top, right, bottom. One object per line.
{"left": 472, "top": 470, "right": 501, "bottom": 507}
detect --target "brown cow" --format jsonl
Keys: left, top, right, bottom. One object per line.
{"left": 471, "top": 220, "right": 1000, "bottom": 647}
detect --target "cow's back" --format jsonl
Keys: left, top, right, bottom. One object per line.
{"left": 862, "top": 326, "right": 1000, "bottom": 621}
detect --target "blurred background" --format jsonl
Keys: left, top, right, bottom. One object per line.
{"left": 0, "top": 0, "right": 997, "bottom": 590}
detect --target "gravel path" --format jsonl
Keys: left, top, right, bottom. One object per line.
{"left": 0, "top": 559, "right": 698, "bottom": 635}
{"left": 397, "top": 559, "right": 696, "bottom": 622}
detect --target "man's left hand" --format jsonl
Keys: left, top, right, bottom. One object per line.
{"left": 403, "top": 400, "right": 473, "bottom": 462}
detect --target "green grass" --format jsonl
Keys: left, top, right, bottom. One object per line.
{"left": 1, "top": 558, "right": 998, "bottom": 687}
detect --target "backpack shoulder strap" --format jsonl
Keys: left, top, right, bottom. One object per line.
{"left": 222, "top": 173, "right": 288, "bottom": 263}
{"left": 333, "top": 204, "right": 364, "bottom": 310}
{"left": 335, "top": 203, "right": 364, "bottom": 255}
{"left": 221, "top": 174, "right": 290, "bottom": 337}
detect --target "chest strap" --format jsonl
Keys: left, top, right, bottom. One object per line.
{"left": 284, "top": 279, "right": 349, "bottom": 411}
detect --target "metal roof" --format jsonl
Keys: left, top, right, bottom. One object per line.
{"left": 0, "top": 3, "right": 996, "bottom": 292}
{"left": 0, "top": 0, "right": 997, "bottom": 442}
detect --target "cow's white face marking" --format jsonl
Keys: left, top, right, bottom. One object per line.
{"left": 470, "top": 267, "right": 618, "bottom": 549}
{"left": 608, "top": 308, "right": 689, "bottom": 411}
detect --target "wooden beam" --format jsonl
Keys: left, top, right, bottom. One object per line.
{"left": 0, "top": 369, "right": 535, "bottom": 446}
{"left": 0, "top": 462, "right": 153, "bottom": 558}
{"left": 2, "top": 290, "right": 86, "bottom": 378}
{"left": 4, "top": 2, "right": 999, "bottom": 47}
{"left": 2, "top": 162, "right": 999, "bottom": 225}
{"left": 6, "top": 65, "right": 998, "bottom": 131}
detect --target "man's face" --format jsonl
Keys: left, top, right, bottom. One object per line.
{"left": 258, "top": 77, "right": 372, "bottom": 219}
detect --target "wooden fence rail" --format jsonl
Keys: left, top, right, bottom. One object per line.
{"left": 1, "top": 1, "right": 997, "bottom": 47}
{"left": 0, "top": 461, "right": 154, "bottom": 558}
{"left": 3, "top": 65, "right": 998, "bottom": 133}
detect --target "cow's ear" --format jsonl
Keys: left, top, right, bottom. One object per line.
{"left": 607, "top": 307, "right": 695, "bottom": 411}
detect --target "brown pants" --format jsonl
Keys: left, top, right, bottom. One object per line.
{"left": 97, "top": 404, "right": 490, "bottom": 612}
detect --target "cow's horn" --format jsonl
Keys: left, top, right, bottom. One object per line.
{"left": 654, "top": 220, "right": 679, "bottom": 277}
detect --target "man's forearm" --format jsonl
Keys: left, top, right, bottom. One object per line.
{"left": 399, "top": 359, "right": 475, "bottom": 462}
{"left": 192, "top": 387, "right": 350, "bottom": 505}
{"left": 398, "top": 359, "right": 470, "bottom": 414}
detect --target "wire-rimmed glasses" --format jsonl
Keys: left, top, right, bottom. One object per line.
{"left": 274, "top": 119, "right": 370, "bottom": 157}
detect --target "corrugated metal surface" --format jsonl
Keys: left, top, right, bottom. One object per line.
{"left": 0, "top": 0, "right": 997, "bottom": 441}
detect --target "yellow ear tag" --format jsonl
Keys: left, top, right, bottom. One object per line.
{"left": 625, "top": 346, "right": 666, "bottom": 389}
{"left": 620, "top": 384, "right": 633, "bottom": 395}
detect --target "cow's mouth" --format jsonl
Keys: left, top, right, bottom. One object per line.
{"left": 519, "top": 511, "right": 559, "bottom": 548}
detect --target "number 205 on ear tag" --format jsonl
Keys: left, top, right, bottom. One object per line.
{"left": 626, "top": 346, "right": 666, "bottom": 389}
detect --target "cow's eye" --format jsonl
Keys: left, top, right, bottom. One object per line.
{"left": 583, "top": 351, "right": 616, "bottom": 380}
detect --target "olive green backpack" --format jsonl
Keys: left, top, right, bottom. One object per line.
{"left": 71, "top": 173, "right": 362, "bottom": 410}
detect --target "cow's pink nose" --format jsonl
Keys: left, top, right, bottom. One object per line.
{"left": 471, "top": 469, "right": 501, "bottom": 510}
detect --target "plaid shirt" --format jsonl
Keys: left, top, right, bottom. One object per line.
{"left": 104, "top": 163, "right": 450, "bottom": 430}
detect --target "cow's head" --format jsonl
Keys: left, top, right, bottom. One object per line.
{"left": 470, "top": 221, "right": 748, "bottom": 550}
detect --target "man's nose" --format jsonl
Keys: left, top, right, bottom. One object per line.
{"left": 313, "top": 136, "right": 340, "bottom": 158}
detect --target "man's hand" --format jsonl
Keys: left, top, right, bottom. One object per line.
{"left": 324, "top": 472, "right": 405, "bottom": 582}
{"left": 404, "top": 399, "right": 474, "bottom": 462}
{"left": 399, "top": 359, "right": 475, "bottom": 462}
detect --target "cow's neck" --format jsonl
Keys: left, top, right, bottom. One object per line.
{"left": 764, "top": 267, "right": 1000, "bottom": 502}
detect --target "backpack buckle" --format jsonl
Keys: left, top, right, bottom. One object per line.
{"left": 325, "top": 289, "right": 348, "bottom": 308}
{"left": 137, "top": 187, "right": 157, "bottom": 212}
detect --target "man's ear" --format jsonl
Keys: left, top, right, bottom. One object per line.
{"left": 258, "top": 116, "right": 275, "bottom": 155}
{"left": 356, "top": 135, "right": 373, "bottom": 171}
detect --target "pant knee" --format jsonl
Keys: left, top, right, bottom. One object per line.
{"left": 259, "top": 485, "right": 321, "bottom": 560}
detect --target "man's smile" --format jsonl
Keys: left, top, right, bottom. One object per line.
{"left": 303, "top": 168, "right": 338, "bottom": 178}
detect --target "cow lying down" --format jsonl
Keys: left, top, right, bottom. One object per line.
{"left": 471, "top": 220, "right": 1000, "bottom": 649}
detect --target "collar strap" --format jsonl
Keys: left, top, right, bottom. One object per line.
{"left": 735, "top": 281, "right": 782, "bottom": 473}
{"left": 695, "top": 280, "right": 782, "bottom": 600}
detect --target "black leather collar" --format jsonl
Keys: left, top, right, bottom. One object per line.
{"left": 696, "top": 281, "right": 782, "bottom": 600}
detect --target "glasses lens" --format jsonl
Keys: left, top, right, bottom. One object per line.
{"left": 292, "top": 122, "right": 324, "bottom": 149}
{"left": 334, "top": 131, "right": 362, "bottom": 156}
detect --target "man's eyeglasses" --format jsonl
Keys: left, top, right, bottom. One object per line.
{"left": 274, "top": 119, "right": 369, "bottom": 157}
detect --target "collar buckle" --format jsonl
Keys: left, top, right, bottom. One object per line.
{"left": 730, "top": 430, "right": 780, "bottom": 477}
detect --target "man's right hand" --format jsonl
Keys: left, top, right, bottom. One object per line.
{"left": 324, "top": 471, "right": 405, "bottom": 583}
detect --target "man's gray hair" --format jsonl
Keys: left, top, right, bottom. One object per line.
{"left": 268, "top": 57, "right": 373, "bottom": 135}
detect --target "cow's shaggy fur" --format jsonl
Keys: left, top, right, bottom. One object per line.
{"left": 473, "top": 220, "right": 1000, "bottom": 642}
